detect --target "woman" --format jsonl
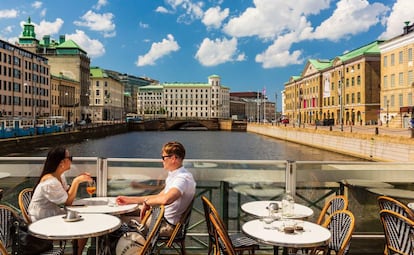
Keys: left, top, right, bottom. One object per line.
{"left": 28, "top": 146, "right": 92, "bottom": 255}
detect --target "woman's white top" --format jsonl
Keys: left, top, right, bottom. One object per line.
{"left": 28, "top": 173, "right": 69, "bottom": 222}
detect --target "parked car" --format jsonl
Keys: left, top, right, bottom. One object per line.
{"left": 280, "top": 116, "right": 289, "bottom": 124}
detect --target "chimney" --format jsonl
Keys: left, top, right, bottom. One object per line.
{"left": 59, "top": 35, "right": 65, "bottom": 44}
{"left": 43, "top": 35, "right": 50, "bottom": 47}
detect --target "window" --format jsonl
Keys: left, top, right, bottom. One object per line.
{"left": 383, "top": 76, "right": 388, "bottom": 88}
{"left": 399, "top": 72, "right": 404, "bottom": 86}
{"left": 390, "top": 74, "right": 395, "bottom": 87}
{"left": 399, "top": 51, "right": 403, "bottom": 64}
{"left": 408, "top": 48, "right": 413, "bottom": 62}
{"left": 383, "top": 56, "right": 388, "bottom": 67}
{"left": 391, "top": 54, "right": 395, "bottom": 66}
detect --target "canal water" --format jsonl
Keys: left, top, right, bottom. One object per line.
{"left": 25, "top": 130, "right": 361, "bottom": 160}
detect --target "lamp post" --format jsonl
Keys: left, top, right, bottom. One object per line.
{"left": 339, "top": 70, "right": 344, "bottom": 131}
{"left": 386, "top": 100, "right": 389, "bottom": 127}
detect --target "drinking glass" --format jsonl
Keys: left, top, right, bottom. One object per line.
{"left": 86, "top": 180, "right": 96, "bottom": 197}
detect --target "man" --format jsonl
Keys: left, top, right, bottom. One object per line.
{"left": 116, "top": 141, "right": 196, "bottom": 236}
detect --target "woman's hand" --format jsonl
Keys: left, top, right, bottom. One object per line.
{"left": 73, "top": 172, "right": 92, "bottom": 184}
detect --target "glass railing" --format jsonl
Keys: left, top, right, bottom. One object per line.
{"left": 1, "top": 158, "right": 413, "bottom": 254}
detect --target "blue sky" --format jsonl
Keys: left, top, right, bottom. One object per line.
{"left": 0, "top": 0, "right": 412, "bottom": 104}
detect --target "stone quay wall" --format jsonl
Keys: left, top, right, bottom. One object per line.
{"left": 247, "top": 123, "right": 414, "bottom": 162}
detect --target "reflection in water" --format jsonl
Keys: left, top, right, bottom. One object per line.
{"left": 25, "top": 131, "right": 361, "bottom": 161}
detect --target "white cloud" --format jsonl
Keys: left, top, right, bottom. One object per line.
{"left": 74, "top": 10, "right": 116, "bottom": 38}
{"left": 93, "top": 0, "right": 108, "bottom": 10}
{"left": 66, "top": 30, "right": 106, "bottom": 58}
{"left": 139, "top": 22, "right": 149, "bottom": 29}
{"left": 195, "top": 37, "right": 245, "bottom": 66}
{"left": 380, "top": 0, "right": 412, "bottom": 40}
{"left": 0, "top": 9, "right": 18, "bottom": 19}
{"left": 23, "top": 18, "right": 64, "bottom": 39}
{"left": 312, "top": 0, "right": 389, "bottom": 41}
{"left": 40, "top": 9, "right": 47, "bottom": 17}
{"left": 166, "top": 0, "right": 204, "bottom": 24}
{"left": 256, "top": 32, "right": 303, "bottom": 68}
{"left": 155, "top": 6, "right": 170, "bottom": 14}
{"left": 136, "top": 34, "right": 180, "bottom": 66}
{"left": 32, "top": 1, "right": 42, "bottom": 9}
{"left": 222, "top": 0, "right": 329, "bottom": 40}
{"left": 202, "top": 6, "right": 229, "bottom": 29}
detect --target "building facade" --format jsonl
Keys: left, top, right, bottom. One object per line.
{"left": 0, "top": 39, "right": 50, "bottom": 118}
{"left": 89, "top": 67, "right": 124, "bottom": 121}
{"left": 17, "top": 17, "right": 91, "bottom": 121}
{"left": 284, "top": 41, "right": 381, "bottom": 127}
{"left": 50, "top": 73, "right": 81, "bottom": 123}
{"left": 138, "top": 75, "right": 230, "bottom": 119}
{"left": 379, "top": 22, "right": 414, "bottom": 128}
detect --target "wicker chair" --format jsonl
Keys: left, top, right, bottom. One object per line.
{"left": 157, "top": 198, "right": 194, "bottom": 255}
{"left": 18, "top": 188, "right": 33, "bottom": 224}
{"left": 201, "top": 196, "right": 258, "bottom": 255}
{"left": 316, "top": 195, "right": 348, "bottom": 225}
{"left": 312, "top": 210, "right": 355, "bottom": 255}
{"left": 378, "top": 195, "right": 414, "bottom": 220}
{"left": 209, "top": 211, "right": 237, "bottom": 255}
{"left": 139, "top": 205, "right": 165, "bottom": 255}
{"left": 0, "top": 204, "right": 65, "bottom": 255}
{"left": 379, "top": 209, "right": 414, "bottom": 255}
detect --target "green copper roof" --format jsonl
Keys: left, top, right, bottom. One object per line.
{"left": 308, "top": 59, "right": 332, "bottom": 70}
{"left": 139, "top": 85, "right": 164, "bottom": 90}
{"left": 90, "top": 67, "right": 108, "bottom": 78}
{"left": 337, "top": 40, "right": 383, "bottom": 62}
{"left": 56, "top": 39, "right": 86, "bottom": 53}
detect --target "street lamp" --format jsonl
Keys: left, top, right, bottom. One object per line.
{"left": 338, "top": 70, "right": 344, "bottom": 131}
{"left": 386, "top": 100, "right": 389, "bottom": 127}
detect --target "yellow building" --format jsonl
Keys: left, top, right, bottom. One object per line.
{"left": 379, "top": 23, "right": 414, "bottom": 128}
{"left": 284, "top": 41, "right": 381, "bottom": 127}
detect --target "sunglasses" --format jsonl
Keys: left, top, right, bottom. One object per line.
{"left": 161, "top": 155, "right": 173, "bottom": 160}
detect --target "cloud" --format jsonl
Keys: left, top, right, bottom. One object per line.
{"left": 312, "top": 0, "right": 389, "bottom": 41}
{"left": 222, "top": 0, "right": 329, "bottom": 40}
{"left": 23, "top": 18, "right": 64, "bottom": 39}
{"left": 165, "top": 0, "right": 204, "bottom": 24}
{"left": 93, "top": 0, "right": 108, "bottom": 10}
{"left": 195, "top": 37, "right": 245, "bottom": 66}
{"left": 202, "top": 6, "right": 229, "bottom": 29}
{"left": 74, "top": 10, "right": 116, "bottom": 38}
{"left": 32, "top": 1, "right": 42, "bottom": 9}
{"left": 136, "top": 34, "right": 180, "bottom": 66}
{"left": 256, "top": 32, "right": 303, "bottom": 68}
{"left": 380, "top": 0, "right": 412, "bottom": 40}
{"left": 66, "top": 30, "right": 106, "bottom": 58}
{"left": 155, "top": 6, "right": 170, "bottom": 14}
{"left": 139, "top": 22, "right": 149, "bottom": 29}
{"left": 0, "top": 9, "right": 18, "bottom": 19}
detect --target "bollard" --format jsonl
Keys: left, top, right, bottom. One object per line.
{"left": 329, "top": 125, "right": 332, "bottom": 131}
{"left": 375, "top": 127, "right": 379, "bottom": 135}
{"left": 350, "top": 126, "right": 352, "bottom": 133}
{"left": 411, "top": 128, "right": 414, "bottom": 138}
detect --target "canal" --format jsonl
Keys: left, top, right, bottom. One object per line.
{"left": 22, "top": 130, "right": 362, "bottom": 160}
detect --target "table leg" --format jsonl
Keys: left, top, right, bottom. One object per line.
{"left": 73, "top": 239, "right": 78, "bottom": 255}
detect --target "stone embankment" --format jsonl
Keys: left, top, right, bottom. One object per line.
{"left": 247, "top": 123, "right": 414, "bottom": 162}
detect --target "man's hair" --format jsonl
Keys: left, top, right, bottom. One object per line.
{"left": 162, "top": 141, "right": 186, "bottom": 159}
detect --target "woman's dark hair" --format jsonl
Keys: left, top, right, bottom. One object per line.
{"left": 34, "top": 146, "right": 67, "bottom": 191}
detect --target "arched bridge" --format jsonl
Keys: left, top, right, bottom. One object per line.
{"left": 164, "top": 118, "right": 220, "bottom": 130}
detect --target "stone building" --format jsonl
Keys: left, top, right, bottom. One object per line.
{"left": 138, "top": 75, "right": 230, "bottom": 119}
{"left": 379, "top": 22, "right": 414, "bottom": 128}
{"left": 0, "top": 38, "right": 50, "bottom": 118}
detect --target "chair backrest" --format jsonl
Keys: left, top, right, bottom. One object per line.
{"left": 165, "top": 197, "right": 194, "bottom": 247}
{"left": 201, "top": 196, "right": 226, "bottom": 246}
{"left": 322, "top": 209, "right": 355, "bottom": 255}
{"left": 0, "top": 204, "right": 20, "bottom": 255}
{"left": 209, "top": 212, "right": 237, "bottom": 255}
{"left": 317, "top": 195, "right": 349, "bottom": 225}
{"left": 380, "top": 209, "right": 414, "bottom": 255}
{"left": 18, "top": 188, "right": 33, "bottom": 224}
{"left": 139, "top": 205, "right": 165, "bottom": 255}
{"left": 378, "top": 195, "right": 414, "bottom": 220}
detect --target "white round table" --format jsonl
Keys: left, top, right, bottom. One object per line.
{"left": 68, "top": 197, "right": 139, "bottom": 215}
{"left": 242, "top": 219, "right": 331, "bottom": 248}
{"left": 241, "top": 200, "right": 314, "bottom": 219}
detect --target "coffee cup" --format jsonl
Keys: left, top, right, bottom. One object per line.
{"left": 66, "top": 210, "right": 79, "bottom": 219}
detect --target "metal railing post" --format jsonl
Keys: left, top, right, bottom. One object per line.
{"left": 286, "top": 160, "right": 296, "bottom": 195}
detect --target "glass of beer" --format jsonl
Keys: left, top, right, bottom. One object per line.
{"left": 86, "top": 180, "right": 96, "bottom": 197}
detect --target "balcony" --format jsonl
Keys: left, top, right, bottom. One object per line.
{"left": 1, "top": 158, "right": 410, "bottom": 254}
